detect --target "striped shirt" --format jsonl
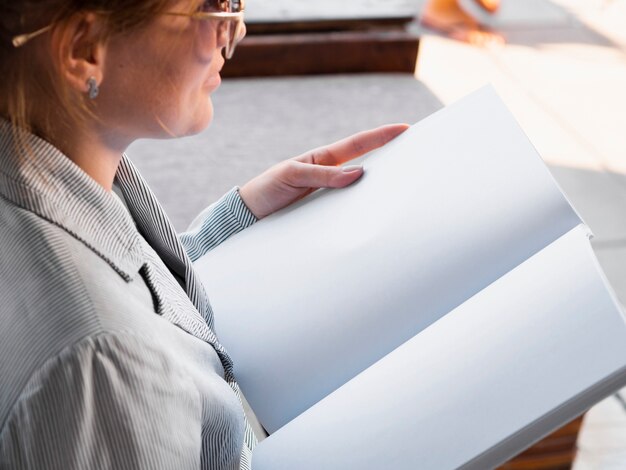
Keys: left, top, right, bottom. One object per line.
{"left": 0, "top": 119, "right": 258, "bottom": 469}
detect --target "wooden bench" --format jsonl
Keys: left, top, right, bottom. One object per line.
{"left": 499, "top": 415, "right": 584, "bottom": 470}
{"left": 222, "top": 0, "right": 421, "bottom": 77}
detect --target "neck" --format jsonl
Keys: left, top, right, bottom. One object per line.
{"left": 48, "top": 123, "right": 132, "bottom": 193}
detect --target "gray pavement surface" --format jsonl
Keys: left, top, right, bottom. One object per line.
{"left": 128, "top": 75, "right": 442, "bottom": 231}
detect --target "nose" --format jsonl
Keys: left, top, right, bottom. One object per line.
{"left": 222, "top": 19, "right": 246, "bottom": 59}
{"left": 216, "top": 19, "right": 245, "bottom": 48}
{"left": 238, "top": 21, "right": 247, "bottom": 42}
{"left": 216, "top": 21, "right": 230, "bottom": 48}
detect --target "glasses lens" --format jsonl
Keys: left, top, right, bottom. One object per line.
{"left": 197, "top": 0, "right": 244, "bottom": 13}
{"left": 224, "top": 19, "right": 243, "bottom": 59}
{"left": 230, "top": 0, "right": 244, "bottom": 13}
{"left": 200, "top": 0, "right": 228, "bottom": 12}
{"left": 215, "top": 0, "right": 243, "bottom": 13}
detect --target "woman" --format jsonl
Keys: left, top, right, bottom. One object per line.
{"left": 0, "top": 1, "right": 407, "bottom": 468}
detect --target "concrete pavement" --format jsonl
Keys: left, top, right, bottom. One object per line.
{"left": 417, "top": 1, "right": 626, "bottom": 467}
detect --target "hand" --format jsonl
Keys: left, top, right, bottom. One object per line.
{"left": 239, "top": 124, "right": 409, "bottom": 219}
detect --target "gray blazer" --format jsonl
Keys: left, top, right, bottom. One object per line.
{"left": 0, "top": 120, "right": 258, "bottom": 469}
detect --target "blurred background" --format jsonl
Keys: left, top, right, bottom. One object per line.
{"left": 128, "top": 1, "right": 626, "bottom": 467}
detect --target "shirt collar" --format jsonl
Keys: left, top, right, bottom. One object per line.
{"left": 0, "top": 119, "right": 144, "bottom": 281}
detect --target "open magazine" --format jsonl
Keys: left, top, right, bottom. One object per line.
{"left": 194, "top": 87, "right": 626, "bottom": 469}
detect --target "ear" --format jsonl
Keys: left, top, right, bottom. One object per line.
{"left": 52, "top": 12, "right": 107, "bottom": 96}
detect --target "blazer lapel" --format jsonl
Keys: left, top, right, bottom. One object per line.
{"left": 115, "top": 155, "right": 235, "bottom": 376}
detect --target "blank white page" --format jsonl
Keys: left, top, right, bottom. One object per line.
{"left": 195, "top": 87, "right": 582, "bottom": 432}
{"left": 252, "top": 225, "right": 626, "bottom": 469}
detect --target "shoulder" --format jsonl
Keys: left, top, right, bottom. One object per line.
{"left": 0, "top": 194, "right": 105, "bottom": 329}
{"left": 0, "top": 332, "right": 203, "bottom": 470}
{"left": 0, "top": 198, "right": 100, "bottom": 421}
{"left": 0, "top": 198, "right": 157, "bottom": 431}
{"left": 0, "top": 196, "right": 102, "bottom": 339}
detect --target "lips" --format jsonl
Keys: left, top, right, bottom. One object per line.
{"left": 203, "top": 66, "right": 223, "bottom": 90}
{"left": 202, "top": 53, "right": 225, "bottom": 91}
{"left": 205, "top": 57, "right": 225, "bottom": 88}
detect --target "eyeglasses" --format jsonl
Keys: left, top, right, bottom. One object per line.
{"left": 166, "top": 0, "right": 246, "bottom": 59}
{"left": 11, "top": 0, "right": 245, "bottom": 59}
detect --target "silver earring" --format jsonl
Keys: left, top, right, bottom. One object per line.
{"left": 87, "top": 77, "right": 99, "bottom": 100}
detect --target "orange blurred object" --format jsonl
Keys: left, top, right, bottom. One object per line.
{"left": 421, "top": 0, "right": 505, "bottom": 46}
{"left": 475, "top": 0, "right": 501, "bottom": 14}
{"left": 498, "top": 415, "right": 584, "bottom": 470}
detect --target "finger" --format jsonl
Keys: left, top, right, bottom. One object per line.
{"left": 295, "top": 123, "right": 410, "bottom": 166}
{"left": 283, "top": 160, "right": 364, "bottom": 189}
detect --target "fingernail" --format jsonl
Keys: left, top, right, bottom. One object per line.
{"left": 342, "top": 165, "right": 363, "bottom": 173}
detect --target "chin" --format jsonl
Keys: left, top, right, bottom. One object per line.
{"left": 177, "top": 101, "right": 215, "bottom": 137}
{"left": 184, "top": 117, "right": 213, "bottom": 137}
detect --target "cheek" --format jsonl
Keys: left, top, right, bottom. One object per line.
{"left": 166, "top": 28, "right": 222, "bottom": 134}
{"left": 195, "top": 20, "right": 221, "bottom": 61}
{"left": 99, "top": 65, "right": 177, "bottom": 136}
{"left": 98, "top": 25, "right": 220, "bottom": 138}
{"left": 166, "top": 59, "right": 217, "bottom": 135}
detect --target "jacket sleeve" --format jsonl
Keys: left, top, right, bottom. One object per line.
{"left": 179, "top": 187, "right": 257, "bottom": 262}
{"left": 0, "top": 333, "right": 203, "bottom": 470}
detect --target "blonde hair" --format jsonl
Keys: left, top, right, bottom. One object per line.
{"left": 0, "top": 0, "right": 186, "bottom": 153}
